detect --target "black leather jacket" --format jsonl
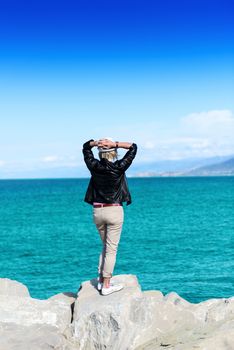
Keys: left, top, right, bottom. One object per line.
{"left": 83, "top": 140, "right": 137, "bottom": 205}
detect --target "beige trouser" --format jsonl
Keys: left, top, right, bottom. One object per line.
{"left": 93, "top": 206, "right": 124, "bottom": 278}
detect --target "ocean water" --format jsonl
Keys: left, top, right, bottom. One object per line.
{"left": 0, "top": 177, "right": 233, "bottom": 303}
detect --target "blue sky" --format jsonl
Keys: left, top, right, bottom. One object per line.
{"left": 0, "top": 0, "right": 234, "bottom": 178}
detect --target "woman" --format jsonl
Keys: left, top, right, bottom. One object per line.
{"left": 83, "top": 138, "right": 137, "bottom": 295}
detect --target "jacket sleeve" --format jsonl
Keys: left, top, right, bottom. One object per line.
{"left": 117, "top": 143, "right": 137, "bottom": 172}
{"left": 83, "top": 139, "right": 100, "bottom": 171}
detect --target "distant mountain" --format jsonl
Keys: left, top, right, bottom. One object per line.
{"left": 184, "top": 157, "right": 234, "bottom": 176}
{"left": 128, "top": 155, "right": 234, "bottom": 177}
{"left": 1, "top": 155, "right": 234, "bottom": 179}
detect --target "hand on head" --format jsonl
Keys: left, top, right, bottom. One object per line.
{"left": 98, "top": 138, "right": 115, "bottom": 149}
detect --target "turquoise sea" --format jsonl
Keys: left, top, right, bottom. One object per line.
{"left": 0, "top": 177, "right": 233, "bottom": 303}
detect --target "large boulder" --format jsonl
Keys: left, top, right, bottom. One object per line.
{"left": 72, "top": 274, "right": 143, "bottom": 349}
{"left": 0, "top": 295, "right": 72, "bottom": 332}
{"left": 0, "top": 278, "right": 78, "bottom": 350}
{"left": 71, "top": 274, "right": 234, "bottom": 350}
{"left": 0, "top": 322, "right": 77, "bottom": 350}
{"left": 0, "top": 278, "right": 30, "bottom": 297}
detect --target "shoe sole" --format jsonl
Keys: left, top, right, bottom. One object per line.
{"left": 101, "top": 286, "right": 123, "bottom": 296}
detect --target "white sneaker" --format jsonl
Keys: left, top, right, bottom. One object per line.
{"left": 101, "top": 283, "right": 124, "bottom": 296}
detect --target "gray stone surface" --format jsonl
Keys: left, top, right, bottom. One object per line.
{"left": 72, "top": 274, "right": 142, "bottom": 350}
{"left": 0, "top": 278, "right": 30, "bottom": 297}
{"left": 0, "top": 322, "right": 77, "bottom": 350}
{"left": 0, "top": 294, "right": 72, "bottom": 332}
{"left": 0, "top": 278, "right": 77, "bottom": 350}
{"left": 48, "top": 291, "right": 77, "bottom": 305}
{"left": 71, "top": 274, "right": 234, "bottom": 350}
{"left": 0, "top": 275, "right": 234, "bottom": 350}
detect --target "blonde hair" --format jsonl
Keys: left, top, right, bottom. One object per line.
{"left": 99, "top": 150, "right": 118, "bottom": 162}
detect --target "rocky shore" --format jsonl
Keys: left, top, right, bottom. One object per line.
{"left": 0, "top": 275, "right": 233, "bottom": 350}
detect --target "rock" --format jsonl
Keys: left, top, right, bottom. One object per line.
{"left": 48, "top": 291, "right": 77, "bottom": 307}
{"left": 0, "top": 294, "right": 72, "bottom": 332}
{"left": 0, "top": 275, "right": 233, "bottom": 350}
{"left": 0, "top": 322, "right": 77, "bottom": 350}
{"left": 0, "top": 279, "right": 78, "bottom": 350}
{"left": 72, "top": 274, "right": 143, "bottom": 350}
{"left": 71, "top": 274, "right": 234, "bottom": 350}
{"left": 0, "top": 278, "right": 30, "bottom": 297}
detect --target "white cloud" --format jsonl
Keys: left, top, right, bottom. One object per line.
{"left": 177, "top": 110, "right": 234, "bottom": 157}
{"left": 139, "top": 138, "right": 216, "bottom": 161}
{"left": 182, "top": 109, "right": 233, "bottom": 124}
{"left": 143, "top": 141, "right": 156, "bottom": 149}
{"left": 41, "top": 155, "right": 59, "bottom": 163}
{"left": 181, "top": 110, "right": 234, "bottom": 135}
{"left": 39, "top": 154, "right": 80, "bottom": 168}
{"left": 1, "top": 110, "right": 234, "bottom": 178}
{"left": 136, "top": 110, "right": 234, "bottom": 161}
